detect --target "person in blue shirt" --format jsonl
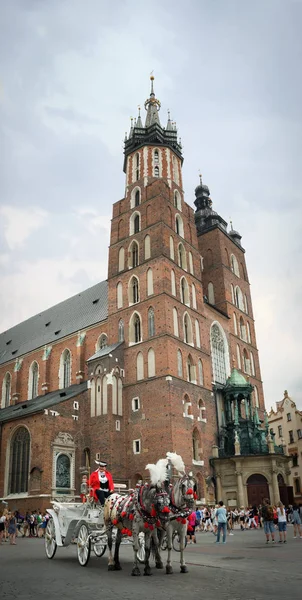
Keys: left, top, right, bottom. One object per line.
{"left": 215, "top": 501, "right": 227, "bottom": 544}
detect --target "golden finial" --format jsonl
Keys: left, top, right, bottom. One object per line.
{"left": 150, "top": 70, "right": 154, "bottom": 80}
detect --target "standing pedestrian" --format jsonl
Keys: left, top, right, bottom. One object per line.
{"left": 277, "top": 501, "right": 287, "bottom": 543}
{"left": 292, "top": 504, "right": 302, "bottom": 539}
{"left": 187, "top": 510, "right": 197, "bottom": 544}
{"left": 0, "top": 510, "right": 6, "bottom": 544}
{"left": 261, "top": 498, "right": 275, "bottom": 544}
{"left": 7, "top": 512, "right": 17, "bottom": 545}
{"left": 215, "top": 501, "right": 227, "bottom": 544}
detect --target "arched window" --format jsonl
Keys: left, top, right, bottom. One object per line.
{"left": 184, "top": 313, "right": 193, "bottom": 344}
{"left": 177, "top": 349, "right": 183, "bottom": 377}
{"left": 192, "top": 283, "right": 197, "bottom": 309}
{"left": 198, "top": 399, "right": 206, "bottom": 422}
{"left": 233, "top": 313, "right": 238, "bottom": 335}
{"left": 148, "top": 348, "right": 155, "bottom": 377}
{"left": 198, "top": 360, "right": 204, "bottom": 386}
{"left": 135, "top": 189, "right": 140, "bottom": 207}
{"left": 235, "top": 286, "right": 245, "bottom": 311}
{"left": 130, "top": 241, "right": 139, "bottom": 268}
{"left": 170, "top": 236, "right": 175, "bottom": 260}
{"left": 118, "top": 247, "right": 124, "bottom": 272}
{"left": 171, "top": 269, "right": 176, "bottom": 296}
{"left": 118, "top": 378, "right": 122, "bottom": 416}
{"left": 244, "top": 294, "right": 249, "bottom": 314}
{"left": 184, "top": 395, "right": 193, "bottom": 417}
{"left": 230, "top": 254, "right": 240, "bottom": 277}
{"left": 195, "top": 319, "right": 201, "bottom": 347}
{"left": 173, "top": 307, "right": 179, "bottom": 336}
{"left": 180, "top": 277, "right": 190, "bottom": 305}
{"left": 129, "top": 312, "right": 142, "bottom": 344}
{"left": 56, "top": 454, "right": 71, "bottom": 490}
{"left": 208, "top": 282, "right": 215, "bottom": 305}
{"left": 28, "top": 361, "right": 39, "bottom": 399}
{"left": 187, "top": 355, "right": 196, "bottom": 383}
{"left": 175, "top": 215, "right": 184, "bottom": 237}
{"left": 130, "top": 211, "right": 140, "bottom": 236}
{"left": 112, "top": 375, "right": 117, "bottom": 414}
{"left": 118, "top": 319, "right": 124, "bottom": 342}
{"left": 147, "top": 268, "right": 153, "bottom": 295}
{"left": 210, "top": 323, "right": 229, "bottom": 385}
{"left": 189, "top": 252, "right": 194, "bottom": 274}
{"left": 254, "top": 385, "right": 259, "bottom": 408}
{"left": 129, "top": 276, "right": 139, "bottom": 304}
{"left": 178, "top": 243, "right": 187, "bottom": 270}
{"left": 247, "top": 321, "right": 251, "bottom": 343}
{"left": 98, "top": 334, "right": 108, "bottom": 350}
{"left": 172, "top": 155, "right": 179, "bottom": 185}
{"left": 240, "top": 317, "right": 246, "bottom": 341}
{"left": 62, "top": 350, "right": 71, "bottom": 388}
{"left": 148, "top": 307, "right": 155, "bottom": 337}
{"left": 231, "top": 284, "right": 235, "bottom": 304}
{"left": 154, "top": 149, "right": 159, "bottom": 164}
{"left": 243, "top": 349, "right": 251, "bottom": 375}
{"left": 9, "top": 426, "right": 30, "bottom": 493}
{"left": 134, "top": 214, "right": 140, "bottom": 233}
{"left": 117, "top": 281, "right": 123, "bottom": 309}
{"left": 237, "top": 344, "right": 241, "bottom": 369}
{"left": 102, "top": 377, "right": 108, "bottom": 414}
{"left": 154, "top": 165, "right": 159, "bottom": 177}
{"left": 174, "top": 190, "right": 181, "bottom": 210}
{"left": 250, "top": 351, "right": 255, "bottom": 376}
{"left": 144, "top": 235, "right": 151, "bottom": 259}
{"left": 135, "top": 153, "right": 140, "bottom": 181}
{"left": 2, "top": 372, "right": 11, "bottom": 408}
{"left": 137, "top": 352, "right": 144, "bottom": 380}
{"left": 131, "top": 186, "right": 141, "bottom": 209}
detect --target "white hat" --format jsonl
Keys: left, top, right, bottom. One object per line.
{"left": 95, "top": 460, "right": 107, "bottom": 467}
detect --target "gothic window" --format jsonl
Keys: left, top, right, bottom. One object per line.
{"left": 9, "top": 427, "right": 30, "bottom": 493}
{"left": 189, "top": 252, "right": 194, "bottom": 274}
{"left": 198, "top": 399, "right": 206, "bottom": 422}
{"left": 135, "top": 189, "right": 140, "bottom": 207}
{"left": 180, "top": 277, "right": 189, "bottom": 305}
{"left": 56, "top": 454, "right": 71, "bottom": 489}
{"left": 148, "top": 307, "right": 155, "bottom": 337}
{"left": 235, "top": 286, "right": 245, "bottom": 311}
{"left": 28, "top": 361, "right": 39, "bottom": 399}
{"left": 174, "top": 191, "right": 181, "bottom": 210}
{"left": 184, "top": 313, "right": 193, "bottom": 344}
{"left": 178, "top": 243, "right": 187, "bottom": 270}
{"left": 187, "top": 355, "right": 196, "bottom": 383}
{"left": 135, "top": 153, "right": 140, "bottom": 181}
{"left": 118, "top": 378, "right": 122, "bottom": 416}
{"left": 184, "top": 395, "right": 192, "bottom": 417}
{"left": 233, "top": 313, "right": 238, "bottom": 335}
{"left": 2, "top": 372, "right": 11, "bottom": 408}
{"left": 147, "top": 348, "right": 155, "bottom": 377}
{"left": 147, "top": 268, "right": 154, "bottom": 295}
{"left": 210, "top": 323, "right": 229, "bottom": 385}
{"left": 250, "top": 351, "right": 255, "bottom": 376}
{"left": 244, "top": 294, "right": 249, "bottom": 314}
{"left": 62, "top": 350, "right": 71, "bottom": 388}
{"left": 237, "top": 344, "right": 241, "bottom": 369}
{"left": 112, "top": 375, "right": 117, "bottom": 414}
{"left": 240, "top": 317, "right": 246, "bottom": 341}
{"left": 118, "top": 247, "right": 124, "bottom": 272}
{"left": 231, "top": 284, "right": 235, "bottom": 304}
{"left": 154, "top": 149, "right": 159, "bottom": 164}
{"left": 117, "top": 282, "right": 123, "bottom": 309}
{"left": 131, "top": 241, "right": 139, "bottom": 268}
{"left": 177, "top": 349, "right": 183, "bottom": 377}
{"left": 195, "top": 319, "right": 201, "bottom": 347}
{"left": 169, "top": 236, "right": 175, "bottom": 260}
{"left": 130, "top": 212, "right": 140, "bottom": 236}
{"left": 129, "top": 312, "right": 142, "bottom": 344}
{"left": 96, "top": 376, "right": 102, "bottom": 415}
{"left": 131, "top": 187, "right": 141, "bottom": 209}
{"left": 243, "top": 349, "right": 251, "bottom": 375}
{"left": 171, "top": 269, "right": 176, "bottom": 296}
{"left": 136, "top": 352, "right": 144, "bottom": 380}
{"left": 129, "top": 276, "right": 139, "bottom": 304}
{"left": 173, "top": 308, "right": 179, "bottom": 337}
{"left": 118, "top": 319, "right": 124, "bottom": 342}
{"left": 230, "top": 254, "right": 240, "bottom": 277}
{"left": 144, "top": 235, "right": 151, "bottom": 259}
{"left": 175, "top": 215, "right": 184, "bottom": 237}
{"left": 192, "top": 283, "right": 197, "bottom": 309}
{"left": 154, "top": 165, "right": 159, "bottom": 177}
{"left": 207, "top": 282, "right": 215, "bottom": 305}
{"left": 198, "top": 360, "right": 204, "bottom": 385}
{"left": 98, "top": 334, "right": 108, "bottom": 349}
{"left": 134, "top": 214, "right": 140, "bottom": 233}
{"left": 102, "top": 377, "right": 108, "bottom": 414}
{"left": 247, "top": 321, "right": 251, "bottom": 343}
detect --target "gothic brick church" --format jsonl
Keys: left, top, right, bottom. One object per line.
{"left": 0, "top": 78, "right": 289, "bottom": 512}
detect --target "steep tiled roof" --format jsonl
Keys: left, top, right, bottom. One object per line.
{"left": 0, "top": 281, "right": 108, "bottom": 367}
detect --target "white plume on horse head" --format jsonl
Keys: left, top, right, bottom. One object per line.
{"left": 166, "top": 452, "right": 185, "bottom": 475}
{"left": 145, "top": 458, "right": 168, "bottom": 485}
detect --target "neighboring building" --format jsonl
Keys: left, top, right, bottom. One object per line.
{"left": 0, "top": 77, "right": 290, "bottom": 511}
{"left": 268, "top": 391, "right": 302, "bottom": 503}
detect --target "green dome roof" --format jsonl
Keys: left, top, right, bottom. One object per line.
{"left": 226, "top": 368, "right": 248, "bottom": 387}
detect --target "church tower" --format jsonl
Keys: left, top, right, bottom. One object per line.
{"left": 107, "top": 77, "right": 215, "bottom": 492}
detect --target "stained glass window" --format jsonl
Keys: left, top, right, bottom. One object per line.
{"left": 9, "top": 427, "right": 30, "bottom": 493}
{"left": 56, "top": 454, "right": 71, "bottom": 489}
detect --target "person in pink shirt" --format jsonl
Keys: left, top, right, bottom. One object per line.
{"left": 187, "top": 511, "right": 197, "bottom": 544}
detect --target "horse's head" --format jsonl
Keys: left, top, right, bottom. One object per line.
{"left": 149, "top": 485, "right": 170, "bottom": 519}
{"left": 174, "top": 475, "right": 195, "bottom": 509}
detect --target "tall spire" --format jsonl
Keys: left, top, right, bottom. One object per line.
{"left": 145, "top": 75, "right": 161, "bottom": 127}
{"left": 136, "top": 105, "right": 143, "bottom": 129}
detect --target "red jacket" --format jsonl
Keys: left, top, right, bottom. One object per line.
{"left": 89, "top": 470, "right": 114, "bottom": 501}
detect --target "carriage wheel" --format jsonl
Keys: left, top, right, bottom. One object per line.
{"left": 45, "top": 519, "right": 57, "bottom": 559}
{"left": 137, "top": 534, "right": 145, "bottom": 564}
{"left": 172, "top": 531, "right": 187, "bottom": 552}
{"left": 77, "top": 524, "right": 91, "bottom": 566}
{"left": 93, "top": 538, "right": 107, "bottom": 557}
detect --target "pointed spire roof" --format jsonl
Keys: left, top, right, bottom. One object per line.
{"left": 136, "top": 106, "right": 143, "bottom": 129}
{"left": 166, "top": 109, "right": 173, "bottom": 131}
{"left": 144, "top": 75, "right": 161, "bottom": 127}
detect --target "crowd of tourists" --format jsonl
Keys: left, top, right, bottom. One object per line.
{"left": 0, "top": 508, "right": 50, "bottom": 545}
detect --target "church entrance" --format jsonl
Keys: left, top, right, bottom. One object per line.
{"left": 247, "top": 474, "right": 269, "bottom": 506}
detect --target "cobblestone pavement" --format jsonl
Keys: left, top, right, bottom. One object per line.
{"left": 1, "top": 526, "right": 301, "bottom": 600}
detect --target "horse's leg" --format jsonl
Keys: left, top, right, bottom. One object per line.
{"left": 131, "top": 527, "right": 141, "bottom": 577}
{"left": 166, "top": 525, "right": 173, "bottom": 575}
{"left": 107, "top": 526, "right": 115, "bottom": 571}
{"left": 113, "top": 528, "right": 122, "bottom": 570}
{"left": 180, "top": 524, "right": 188, "bottom": 573}
{"left": 143, "top": 531, "right": 152, "bottom": 576}
{"left": 153, "top": 529, "right": 164, "bottom": 569}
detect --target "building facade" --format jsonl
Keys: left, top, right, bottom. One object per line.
{"left": 0, "top": 78, "right": 289, "bottom": 511}
{"left": 268, "top": 391, "right": 302, "bottom": 503}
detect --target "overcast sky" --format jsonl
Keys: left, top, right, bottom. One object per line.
{"left": 0, "top": 0, "right": 301, "bottom": 410}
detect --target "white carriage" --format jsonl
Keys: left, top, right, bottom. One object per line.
{"left": 45, "top": 499, "right": 108, "bottom": 566}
